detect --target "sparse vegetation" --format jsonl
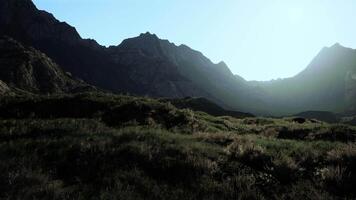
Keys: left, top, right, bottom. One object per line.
{"left": 0, "top": 93, "right": 355, "bottom": 199}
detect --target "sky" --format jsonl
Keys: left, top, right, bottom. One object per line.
{"left": 32, "top": 0, "right": 356, "bottom": 81}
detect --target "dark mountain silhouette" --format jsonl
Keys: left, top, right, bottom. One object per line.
{"left": 0, "top": 36, "right": 94, "bottom": 94}
{"left": 0, "top": 0, "right": 267, "bottom": 113}
{"left": 0, "top": 0, "right": 212, "bottom": 97}
{"left": 0, "top": 0, "right": 122, "bottom": 91}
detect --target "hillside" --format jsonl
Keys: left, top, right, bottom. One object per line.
{"left": 253, "top": 44, "right": 356, "bottom": 115}
{"left": 0, "top": 36, "right": 95, "bottom": 94}
{"left": 0, "top": 93, "right": 356, "bottom": 199}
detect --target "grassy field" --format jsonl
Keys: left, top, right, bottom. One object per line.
{"left": 0, "top": 93, "right": 355, "bottom": 199}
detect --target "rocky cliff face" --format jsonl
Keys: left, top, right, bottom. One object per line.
{"left": 0, "top": 36, "right": 94, "bottom": 94}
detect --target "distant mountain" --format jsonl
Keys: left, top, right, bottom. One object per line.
{"left": 252, "top": 44, "right": 356, "bottom": 115}
{"left": 0, "top": 0, "right": 267, "bottom": 113}
{"left": 108, "top": 32, "right": 266, "bottom": 112}
{"left": 0, "top": 36, "right": 94, "bottom": 94}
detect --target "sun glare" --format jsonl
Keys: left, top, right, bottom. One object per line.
{"left": 288, "top": 7, "right": 304, "bottom": 24}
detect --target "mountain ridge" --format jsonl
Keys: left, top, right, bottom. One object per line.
{"left": 1, "top": 0, "right": 356, "bottom": 116}
{"left": 1, "top": 0, "right": 268, "bottom": 113}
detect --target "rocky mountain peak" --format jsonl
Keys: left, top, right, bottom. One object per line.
{"left": 216, "top": 61, "right": 233, "bottom": 76}
{"left": 331, "top": 42, "right": 342, "bottom": 48}
{"left": 117, "top": 32, "right": 164, "bottom": 58}
{"left": 139, "top": 32, "right": 159, "bottom": 39}
{"left": 324, "top": 42, "right": 354, "bottom": 54}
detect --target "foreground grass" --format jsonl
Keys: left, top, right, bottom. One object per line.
{"left": 0, "top": 94, "right": 355, "bottom": 199}
{"left": 0, "top": 118, "right": 355, "bottom": 200}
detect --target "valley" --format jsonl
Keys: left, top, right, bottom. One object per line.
{"left": 0, "top": 0, "right": 356, "bottom": 199}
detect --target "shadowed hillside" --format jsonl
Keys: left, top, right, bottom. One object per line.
{"left": 0, "top": 36, "right": 95, "bottom": 94}
{"left": 0, "top": 93, "right": 356, "bottom": 199}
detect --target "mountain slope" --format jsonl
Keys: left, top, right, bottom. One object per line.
{"left": 108, "top": 32, "right": 266, "bottom": 111}
{"left": 0, "top": 0, "right": 120, "bottom": 90}
{"left": 0, "top": 0, "right": 267, "bottom": 113}
{"left": 0, "top": 36, "right": 94, "bottom": 94}
{"left": 252, "top": 44, "right": 356, "bottom": 115}
{"left": 0, "top": 0, "right": 211, "bottom": 98}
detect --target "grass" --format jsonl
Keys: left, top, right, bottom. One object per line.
{"left": 0, "top": 93, "right": 356, "bottom": 199}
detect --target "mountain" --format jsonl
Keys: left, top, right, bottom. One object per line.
{"left": 108, "top": 32, "right": 266, "bottom": 112}
{"left": 0, "top": 0, "right": 208, "bottom": 97}
{"left": 2, "top": 0, "right": 356, "bottom": 116}
{"left": 0, "top": 0, "right": 118, "bottom": 90}
{"left": 0, "top": 0, "right": 267, "bottom": 113}
{"left": 0, "top": 36, "right": 94, "bottom": 94}
{"left": 252, "top": 44, "right": 356, "bottom": 115}
{"left": 105, "top": 32, "right": 215, "bottom": 98}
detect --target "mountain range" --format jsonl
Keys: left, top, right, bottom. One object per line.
{"left": 1, "top": 0, "right": 355, "bottom": 116}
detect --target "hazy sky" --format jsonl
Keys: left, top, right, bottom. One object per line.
{"left": 33, "top": 0, "right": 356, "bottom": 81}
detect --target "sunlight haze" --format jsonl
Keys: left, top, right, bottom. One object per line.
{"left": 33, "top": 0, "right": 356, "bottom": 81}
